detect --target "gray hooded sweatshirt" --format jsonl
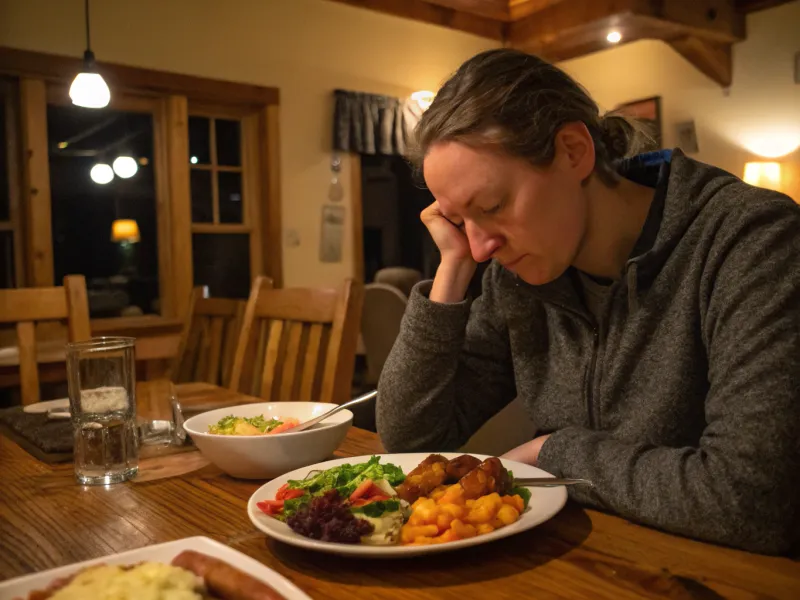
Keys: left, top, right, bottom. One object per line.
{"left": 376, "top": 149, "right": 800, "bottom": 554}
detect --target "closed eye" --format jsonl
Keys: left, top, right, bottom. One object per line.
{"left": 481, "top": 197, "right": 506, "bottom": 215}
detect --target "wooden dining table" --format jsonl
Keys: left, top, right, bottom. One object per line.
{"left": 0, "top": 384, "right": 798, "bottom": 599}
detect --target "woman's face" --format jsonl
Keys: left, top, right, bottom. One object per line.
{"left": 423, "top": 127, "right": 595, "bottom": 285}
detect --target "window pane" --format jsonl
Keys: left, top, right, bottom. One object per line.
{"left": 189, "top": 116, "right": 211, "bottom": 165}
{"left": 190, "top": 170, "right": 213, "bottom": 223}
{"left": 48, "top": 105, "right": 160, "bottom": 317}
{"left": 0, "top": 231, "right": 14, "bottom": 288}
{"left": 215, "top": 119, "right": 241, "bottom": 166}
{"left": 218, "top": 171, "right": 243, "bottom": 223}
{"left": 192, "top": 233, "right": 251, "bottom": 299}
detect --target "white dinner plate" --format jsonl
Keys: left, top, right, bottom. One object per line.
{"left": 0, "top": 536, "right": 311, "bottom": 600}
{"left": 247, "top": 453, "right": 567, "bottom": 558}
{"left": 22, "top": 398, "right": 69, "bottom": 414}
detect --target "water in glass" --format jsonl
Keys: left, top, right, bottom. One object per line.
{"left": 67, "top": 338, "right": 139, "bottom": 485}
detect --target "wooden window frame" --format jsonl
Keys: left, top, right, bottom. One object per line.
{"left": 188, "top": 103, "right": 268, "bottom": 286}
{"left": 0, "top": 46, "right": 282, "bottom": 324}
{"left": 0, "top": 77, "right": 24, "bottom": 287}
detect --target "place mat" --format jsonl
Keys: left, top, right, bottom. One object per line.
{"left": 0, "top": 406, "right": 202, "bottom": 465}
{"left": 0, "top": 406, "right": 73, "bottom": 463}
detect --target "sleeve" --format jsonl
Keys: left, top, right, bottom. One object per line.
{"left": 537, "top": 200, "right": 800, "bottom": 554}
{"left": 376, "top": 265, "right": 517, "bottom": 452}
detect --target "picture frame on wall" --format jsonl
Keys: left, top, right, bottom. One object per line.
{"left": 613, "top": 96, "right": 662, "bottom": 150}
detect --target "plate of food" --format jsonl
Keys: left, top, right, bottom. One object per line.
{"left": 247, "top": 453, "right": 567, "bottom": 557}
{"left": 0, "top": 536, "right": 310, "bottom": 600}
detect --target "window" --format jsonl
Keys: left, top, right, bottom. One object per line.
{"left": 0, "top": 47, "right": 282, "bottom": 324}
{"left": 188, "top": 109, "right": 262, "bottom": 299}
{"left": 47, "top": 103, "right": 161, "bottom": 317}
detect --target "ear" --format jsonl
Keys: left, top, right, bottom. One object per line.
{"left": 554, "top": 122, "right": 595, "bottom": 181}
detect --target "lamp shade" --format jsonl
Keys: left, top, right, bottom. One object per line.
{"left": 743, "top": 162, "right": 782, "bottom": 192}
{"left": 411, "top": 90, "right": 435, "bottom": 111}
{"left": 70, "top": 72, "right": 111, "bottom": 109}
{"left": 111, "top": 219, "right": 140, "bottom": 243}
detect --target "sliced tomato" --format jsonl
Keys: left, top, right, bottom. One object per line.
{"left": 350, "top": 479, "right": 374, "bottom": 501}
{"left": 275, "top": 483, "right": 290, "bottom": 501}
{"left": 282, "top": 488, "right": 306, "bottom": 500}
{"left": 256, "top": 500, "right": 284, "bottom": 516}
{"left": 365, "top": 493, "right": 390, "bottom": 502}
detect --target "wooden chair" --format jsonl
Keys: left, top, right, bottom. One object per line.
{"left": 0, "top": 275, "right": 91, "bottom": 405}
{"left": 168, "top": 287, "right": 246, "bottom": 387}
{"left": 229, "top": 277, "right": 364, "bottom": 404}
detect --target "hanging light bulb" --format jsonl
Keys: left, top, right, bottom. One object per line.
{"left": 90, "top": 163, "right": 114, "bottom": 184}
{"left": 112, "top": 156, "right": 138, "bottom": 178}
{"left": 70, "top": 0, "right": 110, "bottom": 109}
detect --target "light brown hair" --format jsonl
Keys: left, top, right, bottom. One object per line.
{"left": 412, "top": 49, "right": 650, "bottom": 186}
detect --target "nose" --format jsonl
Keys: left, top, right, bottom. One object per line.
{"left": 465, "top": 221, "right": 503, "bottom": 263}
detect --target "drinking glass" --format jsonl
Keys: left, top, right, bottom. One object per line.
{"left": 66, "top": 337, "right": 139, "bottom": 485}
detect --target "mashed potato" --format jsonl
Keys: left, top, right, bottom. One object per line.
{"left": 50, "top": 562, "right": 204, "bottom": 600}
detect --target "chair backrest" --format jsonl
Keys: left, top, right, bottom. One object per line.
{"left": 374, "top": 267, "right": 422, "bottom": 297}
{"left": 360, "top": 283, "right": 407, "bottom": 385}
{"left": 229, "top": 277, "right": 364, "bottom": 404}
{"left": 0, "top": 275, "right": 91, "bottom": 405}
{"left": 169, "top": 287, "right": 246, "bottom": 387}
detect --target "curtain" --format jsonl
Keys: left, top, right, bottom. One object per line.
{"left": 333, "top": 89, "right": 423, "bottom": 156}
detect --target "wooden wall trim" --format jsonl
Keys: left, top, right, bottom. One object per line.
{"left": 18, "top": 78, "right": 53, "bottom": 287}
{"left": 350, "top": 154, "right": 364, "bottom": 283}
{"left": 262, "top": 105, "right": 283, "bottom": 288}
{"left": 0, "top": 47, "right": 279, "bottom": 107}
{"left": 165, "top": 96, "right": 194, "bottom": 319}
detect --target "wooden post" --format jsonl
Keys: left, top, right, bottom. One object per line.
{"left": 19, "top": 78, "right": 53, "bottom": 287}
{"left": 262, "top": 105, "right": 283, "bottom": 288}
{"left": 350, "top": 153, "right": 364, "bottom": 283}
{"left": 166, "top": 96, "right": 194, "bottom": 319}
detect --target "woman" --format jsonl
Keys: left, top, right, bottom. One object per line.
{"left": 376, "top": 49, "right": 799, "bottom": 554}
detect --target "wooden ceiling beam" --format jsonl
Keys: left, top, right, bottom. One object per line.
{"left": 327, "top": 0, "right": 505, "bottom": 40}
{"left": 506, "top": 0, "right": 742, "bottom": 87}
{"left": 669, "top": 36, "right": 733, "bottom": 87}
{"left": 508, "top": 0, "right": 566, "bottom": 21}
{"left": 421, "top": 0, "right": 511, "bottom": 21}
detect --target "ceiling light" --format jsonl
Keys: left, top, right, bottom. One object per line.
{"left": 69, "top": 0, "right": 110, "bottom": 109}
{"left": 112, "top": 156, "right": 138, "bottom": 179}
{"left": 411, "top": 91, "right": 435, "bottom": 111}
{"left": 607, "top": 31, "right": 622, "bottom": 44}
{"left": 90, "top": 163, "right": 114, "bottom": 184}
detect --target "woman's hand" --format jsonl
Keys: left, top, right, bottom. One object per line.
{"left": 421, "top": 201, "right": 473, "bottom": 264}
{"left": 421, "top": 201, "right": 477, "bottom": 303}
{"left": 501, "top": 435, "right": 552, "bottom": 466}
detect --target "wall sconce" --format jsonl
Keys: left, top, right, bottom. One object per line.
{"left": 411, "top": 90, "right": 435, "bottom": 111}
{"left": 111, "top": 219, "right": 141, "bottom": 243}
{"left": 743, "top": 161, "right": 783, "bottom": 192}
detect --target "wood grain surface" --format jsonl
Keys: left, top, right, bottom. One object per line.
{"left": 0, "top": 384, "right": 797, "bottom": 599}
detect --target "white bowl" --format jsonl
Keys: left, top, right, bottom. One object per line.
{"left": 183, "top": 402, "right": 353, "bottom": 479}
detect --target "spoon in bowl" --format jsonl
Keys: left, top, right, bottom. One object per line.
{"left": 291, "top": 390, "right": 377, "bottom": 433}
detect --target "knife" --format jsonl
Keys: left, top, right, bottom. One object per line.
{"left": 513, "top": 477, "right": 593, "bottom": 487}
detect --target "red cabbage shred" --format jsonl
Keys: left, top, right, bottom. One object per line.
{"left": 287, "top": 490, "right": 374, "bottom": 543}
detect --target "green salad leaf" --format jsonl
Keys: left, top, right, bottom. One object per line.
{"left": 507, "top": 470, "right": 531, "bottom": 510}
{"left": 351, "top": 499, "right": 401, "bottom": 518}
{"left": 511, "top": 486, "right": 531, "bottom": 510}
{"left": 287, "top": 456, "right": 405, "bottom": 498}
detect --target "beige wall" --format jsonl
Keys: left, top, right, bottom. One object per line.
{"left": 559, "top": 1, "right": 800, "bottom": 200}
{"left": 0, "top": 0, "right": 497, "bottom": 287}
